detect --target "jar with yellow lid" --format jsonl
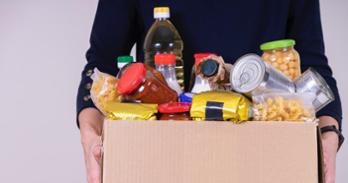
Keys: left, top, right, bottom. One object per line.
{"left": 260, "top": 39, "right": 301, "bottom": 81}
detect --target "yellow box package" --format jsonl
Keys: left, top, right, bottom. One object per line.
{"left": 104, "top": 102, "right": 158, "bottom": 120}
{"left": 190, "top": 91, "right": 252, "bottom": 123}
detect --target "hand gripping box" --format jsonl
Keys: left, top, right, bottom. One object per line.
{"left": 102, "top": 121, "right": 324, "bottom": 183}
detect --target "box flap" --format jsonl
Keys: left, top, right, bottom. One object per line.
{"left": 103, "top": 121, "right": 319, "bottom": 183}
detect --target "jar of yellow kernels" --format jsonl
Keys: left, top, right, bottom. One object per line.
{"left": 260, "top": 39, "right": 301, "bottom": 81}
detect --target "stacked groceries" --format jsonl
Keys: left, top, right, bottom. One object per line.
{"left": 90, "top": 7, "right": 335, "bottom": 123}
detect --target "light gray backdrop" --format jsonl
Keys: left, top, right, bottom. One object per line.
{"left": 0, "top": 0, "right": 347, "bottom": 182}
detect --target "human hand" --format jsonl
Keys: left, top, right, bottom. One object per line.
{"left": 82, "top": 136, "right": 102, "bottom": 183}
{"left": 321, "top": 131, "right": 339, "bottom": 183}
{"left": 318, "top": 116, "right": 340, "bottom": 183}
{"left": 79, "top": 108, "right": 104, "bottom": 183}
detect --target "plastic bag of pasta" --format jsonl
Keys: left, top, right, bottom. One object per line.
{"left": 190, "top": 91, "right": 252, "bottom": 123}
{"left": 252, "top": 92, "right": 316, "bottom": 122}
{"left": 104, "top": 102, "right": 158, "bottom": 120}
{"left": 90, "top": 68, "right": 122, "bottom": 115}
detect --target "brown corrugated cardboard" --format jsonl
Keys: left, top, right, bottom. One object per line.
{"left": 103, "top": 121, "right": 322, "bottom": 183}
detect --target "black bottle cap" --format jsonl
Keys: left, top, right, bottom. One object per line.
{"left": 201, "top": 59, "right": 219, "bottom": 77}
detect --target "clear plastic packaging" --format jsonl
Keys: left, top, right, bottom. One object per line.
{"left": 90, "top": 68, "right": 122, "bottom": 115}
{"left": 252, "top": 92, "right": 316, "bottom": 122}
{"left": 295, "top": 68, "right": 335, "bottom": 112}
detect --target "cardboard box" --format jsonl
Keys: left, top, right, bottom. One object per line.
{"left": 102, "top": 121, "right": 324, "bottom": 183}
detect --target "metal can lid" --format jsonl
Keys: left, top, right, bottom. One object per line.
{"left": 231, "top": 54, "right": 266, "bottom": 93}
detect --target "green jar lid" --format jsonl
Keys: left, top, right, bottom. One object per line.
{"left": 117, "top": 56, "right": 134, "bottom": 63}
{"left": 260, "top": 39, "right": 296, "bottom": 51}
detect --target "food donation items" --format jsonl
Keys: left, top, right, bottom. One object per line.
{"left": 190, "top": 91, "right": 252, "bottom": 123}
{"left": 260, "top": 39, "right": 301, "bottom": 81}
{"left": 90, "top": 68, "right": 122, "bottom": 115}
{"left": 89, "top": 7, "right": 335, "bottom": 123}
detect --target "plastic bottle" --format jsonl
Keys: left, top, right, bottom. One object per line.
{"left": 116, "top": 56, "right": 134, "bottom": 79}
{"left": 190, "top": 53, "right": 215, "bottom": 93}
{"left": 143, "top": 7, "right": 184, "bottom": 89}
{"left": 155, "top": 54, "right": 182, "bottom": 95}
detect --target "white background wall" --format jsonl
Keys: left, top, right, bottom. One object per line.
{"left": 0, "top": 0, "right": 347, "bottom": 182}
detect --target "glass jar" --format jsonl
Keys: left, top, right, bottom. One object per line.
{"left": 158, "top": 102, "right": 192, "bottom": 120}
{"left": 117, "top": 63, "right": 178, "bottom": 104}
{"left": 260, "top": 39, "right": 301, "bottom": 81}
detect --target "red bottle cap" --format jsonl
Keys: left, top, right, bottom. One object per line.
{"left": 155, "top": 54, "right": 176, "bottom": 65}
{"left": 194, "top": 53, "right": 216, "bottom": 65}
{"left": 117, "top": 63, "right": 146, "bottom": 94}
{"left": 158, "top": 102, "right": 192, "bottom": 113}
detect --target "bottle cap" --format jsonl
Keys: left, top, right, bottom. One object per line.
{"left": 117, "top": 63, "right": 146, "bottom": 95}
{"left": 158, "top": 102, "right": 191, "bottom": 113}
{"left": 194, "top": 53, "right": 216, "bottom": 65}
{"left": 155, "top": 54, "right": 176, "bottom": 65}
{"left": 260, "top": 39, "right": 296, "bottom": 51}
{"left": 117, "top": 56, "right": 134, "bottom": 63}
{"left": 201, "top": 59, "right": 219, "bottom": 77}
{"left": 154, "top": 7, "right": 170, "bottom": 19}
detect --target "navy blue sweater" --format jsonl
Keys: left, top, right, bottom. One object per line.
{"left": 77, "top": 0, "right": 342, "bottom": 129}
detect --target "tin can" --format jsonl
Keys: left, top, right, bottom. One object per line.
{"left": 295, "top": 68, "right": 334, "bottom": 112}
{"left": 230, "top": 54, "right": 295, "bottom": 96}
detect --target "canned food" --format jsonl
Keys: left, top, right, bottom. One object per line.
{"left": 295, "top": 68, "right": 335, "bottom": 112}
{"left": 231, "top": 54, "right": 295, "bottom": 96}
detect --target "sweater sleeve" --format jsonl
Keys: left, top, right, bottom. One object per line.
{"left": 76, "top": 0, "right": 138, "bottom": 127}
{"left": 286, "top": 0, "right": 343, "bottom": 130}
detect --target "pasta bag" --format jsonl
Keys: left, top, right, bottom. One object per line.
{"left": 90, "top": 68, "right": 122, "bottom": 115}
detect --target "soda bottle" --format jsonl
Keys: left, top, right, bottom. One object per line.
{"left": 143, "top": 7, "right": 184, "bottom": 90}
